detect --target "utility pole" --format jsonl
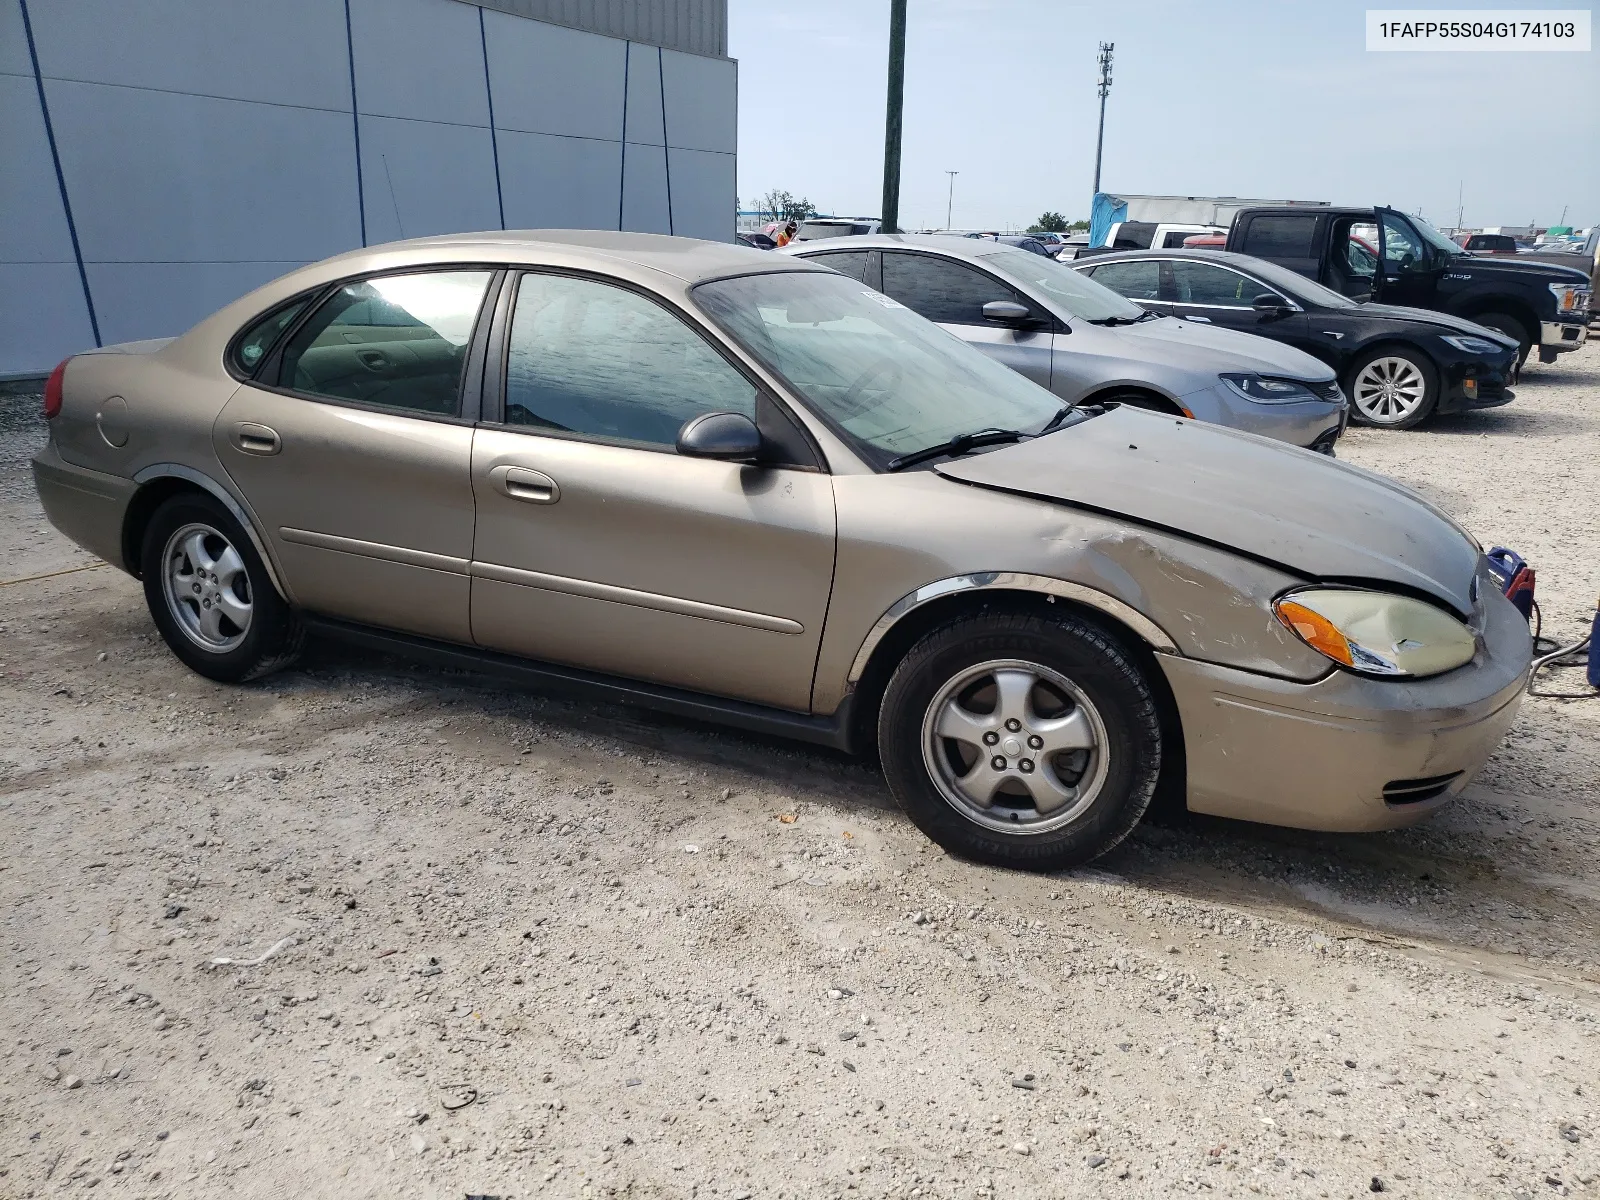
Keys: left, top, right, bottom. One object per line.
{"left": 945, "top": 170, "right": 958, "bottom": 230}
{"left": 1456, "top": 180, "right": 1464, "bottom": 231}
{"left": 1092, "top": 42, "right": 1113, "bottom": 195}
{"left": 880, "top": 0, "right": 907, "bottom": 234}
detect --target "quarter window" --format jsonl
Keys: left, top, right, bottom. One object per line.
{"left": 880, "top": 252, "right": 1022, "bottom": 325}
{"left": 233, "top": 298, "right": 310, "bottom": 376}
{"left": 277, "top": 270, "right": 492, "bottom": 417}
{"left": 1086, "top": 260, "right": 1162, "bottom": 301}
{"left": 503, "top": 273, "right": 756, "bottom": 449}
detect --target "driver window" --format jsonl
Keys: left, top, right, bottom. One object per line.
{"left": 1169, "top": 261, "right": 1271, "bottom": 307}
{"left": 1379, "top": 213, "right": 1428, "bottom": 274}
{"left": 880, "top": 252, "right": 1026, "bottom": 325}
{"left": 503, "top": 273, "right": 756, "bottom": 449}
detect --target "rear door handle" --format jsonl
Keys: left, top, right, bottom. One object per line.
{"left": 490, "top": 465, "right": 560, "bottom": 504}
{"left": 231, "top": 422, "right": 281, "bottom": 456}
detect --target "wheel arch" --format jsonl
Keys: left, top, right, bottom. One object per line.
{"left": 842, "top": 575, "right": 1182, "bottom": 763}
{"left": 1080, "top": 384, "right": 1188, "bottom": 416}
{"left": 124, "top": 465, "right": 290, "bottom": 601}
{"left": 1455, "top": 298, "right": 1538, "bottom": 345}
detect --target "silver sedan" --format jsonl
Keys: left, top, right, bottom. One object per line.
{"left": 785, "top": 235, "right": 1347, "bottom": 452}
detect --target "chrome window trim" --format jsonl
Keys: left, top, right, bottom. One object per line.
{"left": 846, "top": 571, "right": 1178, "bottom": 687}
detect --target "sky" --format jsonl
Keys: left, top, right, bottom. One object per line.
{"left": 729, "top": 0, "right": 1599, "bottom": 232}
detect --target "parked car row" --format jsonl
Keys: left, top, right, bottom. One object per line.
{"left": 32, "top": 231, "right": 1534, "bottom": 872}
{"left": 784, "top": 236, "right": 1346, "bottom": 450}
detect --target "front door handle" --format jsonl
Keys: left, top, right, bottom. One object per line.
{"left": 231, "top": 422, "right": 281, "bottom": 456}
{"left": 490, "top": 465, "right": 560, "bottom": 505}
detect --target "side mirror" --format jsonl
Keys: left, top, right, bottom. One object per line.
{"left": 982, "top": 300, "right": 1034, "bottom": 326}
{"left": 676, "top": 411, "right": 762, "bottom": 462}
{"left": 1251, "top": 293, "right": 1291, "bottom": 314}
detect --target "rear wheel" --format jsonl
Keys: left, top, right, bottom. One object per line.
{"left": 877, "top": 608, "right": 1162, "bottom": 870}
{"left": 1471, "top": 312, "right": 1532, "bottom": 369}
{"left": 140, "top": 493, "right": 303, "bottom": 682}
{"left": 1346, "top": 347, "right": 1438, "bottom": 429}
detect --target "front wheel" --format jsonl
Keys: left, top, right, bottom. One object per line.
{"left": 877, "top": 608, "right": 1163, "bottom": 870}
{"left": 141, "top": 493, "right": 304, "bottom": 683}
{"left": 1470, "top": 312, "right": 1531, "bottom": 369}
{"left": 1346, "top": 347, "right": 1438, "bottom": 428}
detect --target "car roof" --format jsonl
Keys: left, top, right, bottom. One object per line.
{"left": 784, "top": 233, "right": 1029, "bottom": 263}
{"left": 312, "top": 230, "right": 822, "bottom": 286}
{"left": 1070, "top": 247, "right": 1283, "bottom": 271}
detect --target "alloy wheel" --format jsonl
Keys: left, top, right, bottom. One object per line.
{"left": 920, "top": 658, "right": 1110, "bottom": 834}
{"left": 161, "top": 522, "right": 253, "bottom": 652}
{"left": 1351, "top": 356, "right": 1428, "bottom": 424}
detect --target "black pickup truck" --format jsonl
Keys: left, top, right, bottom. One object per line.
{"left": 1225, "top": 206, "right": 1591, "bottom": 364}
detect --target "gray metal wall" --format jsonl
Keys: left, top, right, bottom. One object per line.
{"left": 468, "top": 0, "right": 727, "bottom": 59}
{"left": 0, "top": 0, "right": 736, "bottom": 377}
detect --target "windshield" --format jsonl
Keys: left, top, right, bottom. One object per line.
{"left": 1409, "top": 213, "right": 1465, "bottom": 257}
{"left": 1240, "top": 256, "right": 1359, "bottom": 309}
{"left": 693, "top": 270, "right": 1064, "bottom": 468}
{"left": 979, "top": 248, "right": 1144, "bottom": 321}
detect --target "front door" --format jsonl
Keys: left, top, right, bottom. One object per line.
{"left": 1166, "top": 259, "right": 1306, "bottom": 342}
{"left": 879, "top": 250, "right": 1054, "bottom": 389}
{"left": 1375, "top": 208, "right": 1439, "bottom": 310}
{"left": 214, "top": 268, "right": 496, "bottom": 644}
{"left": 468, "top": 271, "right": 836, "bottom": 713}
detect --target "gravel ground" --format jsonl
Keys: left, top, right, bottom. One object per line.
{"left": 1, "top": 346, "right": 1597, "bottom": 1200}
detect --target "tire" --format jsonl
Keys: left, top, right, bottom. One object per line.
{"left": 877, "top": 607, "right": 1162, "bottom": 870}
{"left": 1345, "top": 346, "right": 1438, "bottom": 429}
{"left": 140, "top": 492, "right": 303, "bottom": 683}
{"left": 1470, "top": 312, "right": 1532, "bottom": 369}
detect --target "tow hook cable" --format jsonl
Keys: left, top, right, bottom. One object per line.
{"left": 1490, "top": 548, "right": 1599, "bottom": 698}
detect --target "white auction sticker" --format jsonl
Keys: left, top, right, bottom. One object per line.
{"left": 1367, "top": 9, "right": 1590, "bottom": 50}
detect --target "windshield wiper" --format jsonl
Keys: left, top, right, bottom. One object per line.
{"left": 885, "top": 428, "right": 1024, "bottom": 472}
{"left": 1036, "top": 404, "right": 1080, "bottom": 436}
{"left": 1088, "top": 312, "right": 1149, "bottom": 326}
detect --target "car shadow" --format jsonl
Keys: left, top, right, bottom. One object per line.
{"left": 296, "top": 637, "right": 1596, "bottom": 982}
{"left": 1426, "top": 404, "right": 1600, "bottom": 438}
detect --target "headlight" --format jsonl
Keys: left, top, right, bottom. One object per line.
{"left": 1272, "top": 588, "right": 1476, "bottom": 678}
{"left": 1548, "top": 282, "right": 1590, "bottom": 314}
{"left": 1220, "top": 373, "right": 1316, "bottom": 404}
{"left": 1441, "top": 334, "right": 1503, "bottom": 355}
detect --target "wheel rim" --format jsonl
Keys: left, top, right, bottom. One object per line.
{"left": 920, "top": 658, "right": 1110, "bottom": 835}
{"left": 1352, "top": 356, "right": 1427, "bottom": 423}
{"left": 161, "top": 522, "right": 252, "bottom": 652}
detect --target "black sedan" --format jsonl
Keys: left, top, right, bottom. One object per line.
{"left": 1073, "top": 249, "right": 1520, "bottom": 429}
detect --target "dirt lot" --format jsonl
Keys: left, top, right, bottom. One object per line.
{"left": 2, "top": 346, "right": 1598, "bottom": 1200}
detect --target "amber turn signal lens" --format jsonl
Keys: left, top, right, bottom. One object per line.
{"left": 1274, "top": 599, "right": 1355, "bottom": 667}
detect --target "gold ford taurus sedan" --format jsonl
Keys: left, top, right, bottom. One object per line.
{"left": 32, "top": 232, "right": 1532, "bottom": 869}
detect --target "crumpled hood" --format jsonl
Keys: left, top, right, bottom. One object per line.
{"left": 1112, "top": 317, "right": 1337, "bottom": 383}
{"left": 935, "top": 407, "right": 1480, "bottom": 614}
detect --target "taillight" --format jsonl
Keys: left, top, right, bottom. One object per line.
{"left": 44, "top": 358, "right": 69, "bottom": 420}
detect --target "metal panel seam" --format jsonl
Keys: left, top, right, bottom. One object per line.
{"left": 658, "top": 46, "right": 673, "bottom": 235}
{"left": 343, "top": 0, "right": 366, "bottom": 246}
{"left": 18, "top": 0, "right": 100, "bottom": 346}
{"left": 478, "top": 6, "right": 506, "bottom": 229}
{"left": 617, "top": 41, "right": 629, "bottom": 230}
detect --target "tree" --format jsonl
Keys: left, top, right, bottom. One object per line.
{"left": 1069, "top": 218, "right": 1090, "bottom": 232}
{"left": 756, "top": 189, "right": 819, "bottom": 223}
{"left": 1027, "top": 211, "right": 1069, "bottom": 233}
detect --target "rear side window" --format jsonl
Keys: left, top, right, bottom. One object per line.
{"left": 232, "top": 299, "right": 309, "bottom": 376}
{"left": 1241, "top": 215, "right": 1318, "bottom": 258}
{"left": 880, "top": 252, "right": 1019, "bottom": 325}
{"left": 808, "top": 250, "right": 871, "bottom": 282}
{"left": 1085, "top": 260, "right": 1162, "bottom": 301}
{"left": 277, "top": 270, "right": 492, "bottom": 417}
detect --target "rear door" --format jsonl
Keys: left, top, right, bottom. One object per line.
{"left": 1235, "top": 212, "right": 1324, "bottom": 280}
{"left": 215, "top": 268, "right": 497, "bottom": 643}
{"left": 468, "top": 270, "right": 835, "bottom": 713}
{"left": 879, "top": 250, "right": 1053, "bottom": 388}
